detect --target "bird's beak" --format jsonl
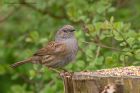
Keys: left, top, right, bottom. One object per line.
{"left": 71, "top": 29, "right": 75, "bottom": 32}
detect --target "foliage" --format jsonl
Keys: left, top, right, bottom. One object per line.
{"left": 0, "top": 0, "right": 140, "bottom": 93}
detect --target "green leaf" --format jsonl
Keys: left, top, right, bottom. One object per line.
{"left": 101, "top": 20, "right": 112, "bottom": 30}
{"left": 127, "top": 37, "right": 135, "bottom": 46}
{"left": 108, "top": 7, "right": 116, "bottom": 12}
{"left": 0, "top": 65, "right": 6, "bottom": 75}
{"left": 94, "top": 22, "right": 102, "bottom": 31}
{"left": 110, "top": 16, "right": 114, "bottom": 23}
{"left": 134, "top": 49, "right": 140, "bottom": 60}
{"left": 120, "top": 42, "right": 127, "bottom": 46}
{"left": 29, "top": 70, "right": 36, "bottom": 79}
{"left": 30, "top": 31, "right": 39, "bottom": 42}
{"left": 113, "top": 31, "right": 123, "bottom": 41}
{"left": 113, "top": 22, "right": 124, "bottom": 30}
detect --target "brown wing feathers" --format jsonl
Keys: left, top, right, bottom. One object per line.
{"left": 11, "top": 41, "right": 68, "bottom": 68}
{"left": 34, "top": 41, "right": 67, "bottom": 56}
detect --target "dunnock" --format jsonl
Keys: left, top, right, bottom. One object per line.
{"left": 11, "top": 25, "right": 78, "bottom": 69}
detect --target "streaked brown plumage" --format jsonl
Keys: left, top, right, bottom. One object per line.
{"left": 11, "top": 25, "right": 78, "bottom": 68}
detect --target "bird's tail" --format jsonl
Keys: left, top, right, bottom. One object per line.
{"left": 11, "top": 57, "right": 32, "bottom": 68}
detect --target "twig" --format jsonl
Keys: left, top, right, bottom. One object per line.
{"left": 114, "top": 28, "right": 132, "bottom": 48}
{"left": 81, "top": 41, "right": 122, "bottom": 51}
{"left": 110, "top": 22, "right": 133, "bottom": 50}
{"left": 95, "top": 46, "right": 101, "bottom": 58}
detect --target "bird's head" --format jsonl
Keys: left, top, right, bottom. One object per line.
{"left": 55, "top": 25, "right": 75, "bottom": 40}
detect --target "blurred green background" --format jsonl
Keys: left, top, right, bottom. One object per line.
{"left": 0, "top": 0, "right": 140, "bottom": 93}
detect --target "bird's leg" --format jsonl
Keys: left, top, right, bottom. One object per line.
{"left": 48, "top": 67, "right": 60, "bottom": 73}
{"left": 59, "top": 68, "right": 68, "bottom": 72}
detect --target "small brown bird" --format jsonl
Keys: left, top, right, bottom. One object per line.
{"left": 11, "top": 25, "right": 78, "bottom": 69}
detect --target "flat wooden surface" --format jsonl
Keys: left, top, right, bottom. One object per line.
{"left": 62, "top": 66, "right": 140, "bottom": 93}
{"left": 72, "top": 66, "right": 140, "bottom": 80}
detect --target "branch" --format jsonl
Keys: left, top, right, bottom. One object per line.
{"left": 18, "top": 0, "right": 85, "bottom": 25}
{"left": 0, "top": 6, "right": 20, "bottom": 23}
{"left": 19, "top": 0, "right": 67, "bottom": 19}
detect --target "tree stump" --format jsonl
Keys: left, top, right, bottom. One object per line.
{"left": 61, "top": 66, "right": 140, "bottom": 93}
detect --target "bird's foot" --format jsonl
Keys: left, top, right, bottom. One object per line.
{"left": 59, "top": 71, "right": 73, "bottom": 78}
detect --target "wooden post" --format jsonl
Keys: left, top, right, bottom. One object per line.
{"left": 61, "top": 66, "right": 140, "bottom": 93}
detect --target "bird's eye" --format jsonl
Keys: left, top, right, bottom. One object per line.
{"left": 63, "top": 30, "right": 67, "bottom": 32}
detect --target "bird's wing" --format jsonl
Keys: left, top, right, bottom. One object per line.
{"left": 33, "top": 41, "right": 68, "bottom": 56}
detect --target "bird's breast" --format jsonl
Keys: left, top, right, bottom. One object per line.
{"left": 64, "top": 38, "right": 78, "bottom": 61}
{"left": 65, "top": 38, "right": 78, "bottom": 51}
